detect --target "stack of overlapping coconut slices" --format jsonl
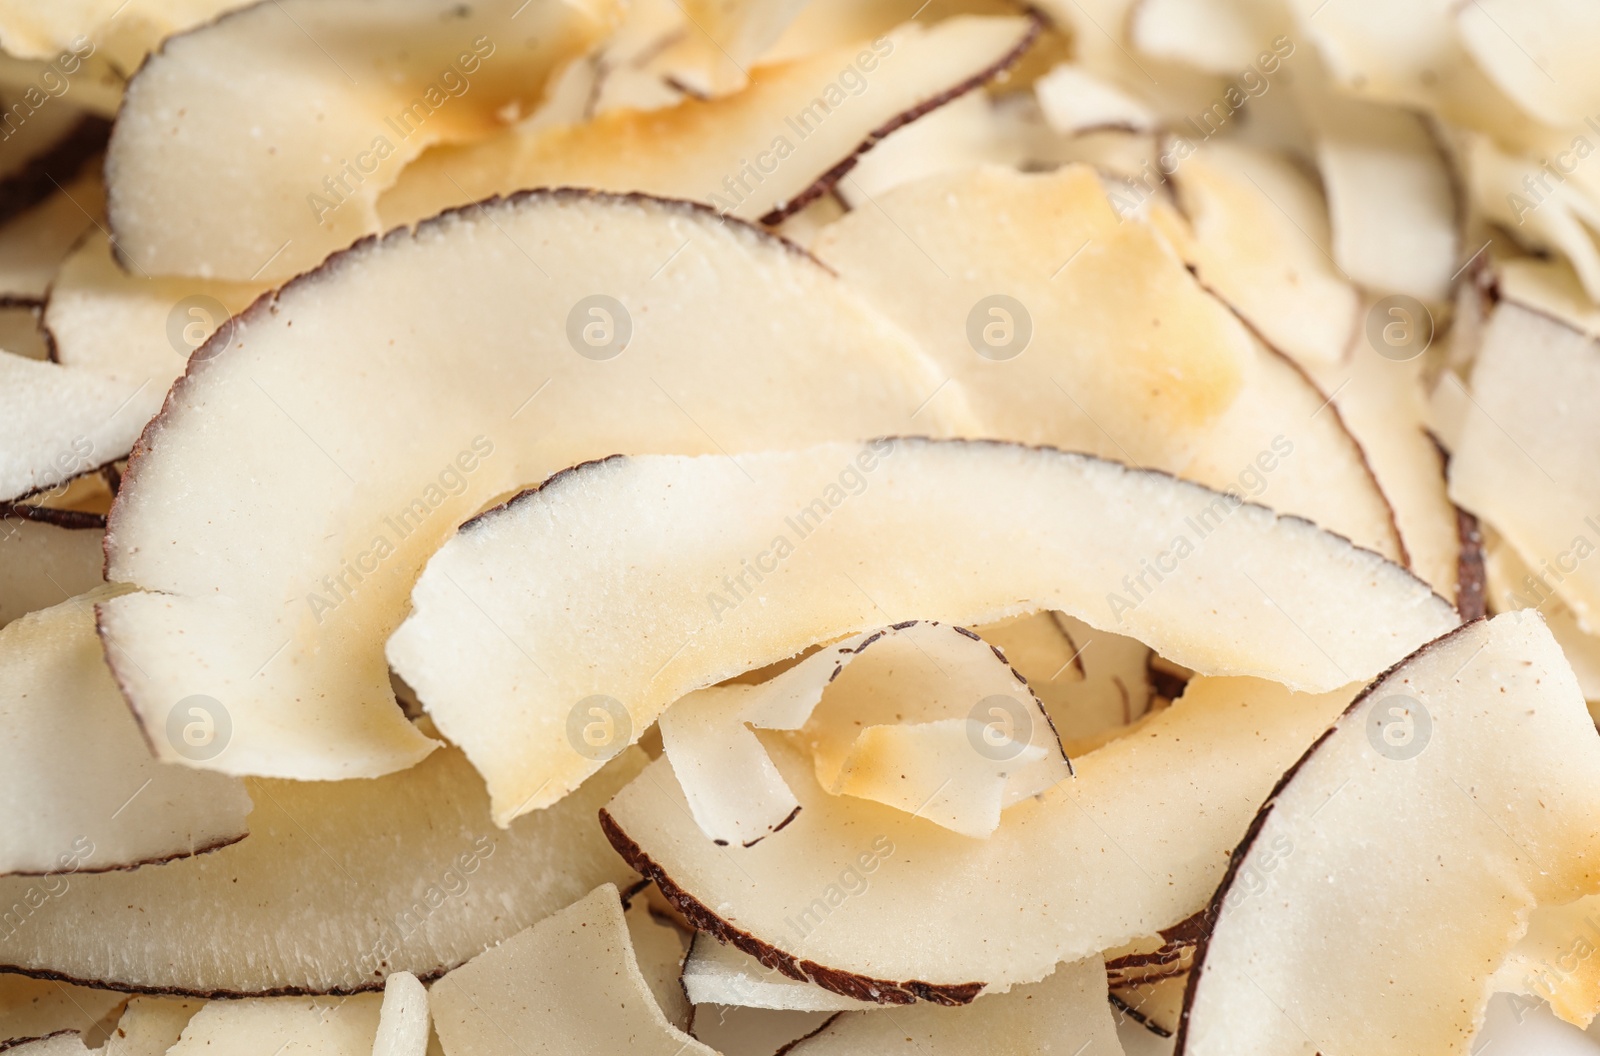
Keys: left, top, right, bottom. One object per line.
{"left": 9, "top": 0, "right": 1600, "bottom": 1054}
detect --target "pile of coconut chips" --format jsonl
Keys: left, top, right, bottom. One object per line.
{"left": 5, "top": 0, "right": 1600, "bottom": 1054}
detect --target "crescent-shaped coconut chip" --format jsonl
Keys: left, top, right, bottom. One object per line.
{"left": 0, "top": 169, "right": 102, "bottom": 305}
{"left": 660, "top": 621, "right": 1067, "bottom": 843}
{"left": 0, "top": 745, "right": 644, "bottom": 994}
{"left": 681, "top": 934, "right": 876, "bottom": 1012}
{"left": 975, "top": 611, "right": 1158, "bottom": 746}
{"left": 623, "top": 898, "right": 693, "bottom": 1032}
{"left": 1175, "top": 612, "right": 1600, "bottom": 1056}
{"left": 777, "top": 955, "right": 1124, "bottom": 1056}
{"left": 390, "top": 438, "right": 1453, "bottom": 826}
{"left": 96, "top": 190, "right": 969, "bottom": 783}
{"left": 1158, "top": 139, "right": 1359, "bottom": 368}
{"left": 1450, "top": 301, "right": 1600, "bottom": 632}
{"left": 1306, "top": 299, "right": 1461, "bottom": 602}
{"left": 0, "top": 587, "right": 252, "bottom": 876}
{"left": 1295, "top": 71, "right": 1457, "bottom": 301}
{"left": 600, "top": 675, "right": 1360, "bottom": 1003}
{"left": 376, "top": 15, "right": 1040, "bottom": 230}
{"left": 815, "top": 164, "right": 1404, "bottom": 560}
{"left": 1455, "top": 0, "right": 1600, "bottom": 128}
{"left": 811, "top": 163, "right": 1253, "bottom": 472}
{"left": 0, "top": 232, "right": 267, "bottom": 505}
{"left": 429, "top": 885, "right": 714, "bottom": 1056}
{"left": 105, "top": 0, "right": 620, "bottom": 281}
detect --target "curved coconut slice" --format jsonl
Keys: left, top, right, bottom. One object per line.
{"left": 797, "top": 625, "right": 1069, "bottom": 838}
{"left": 623, "top": 899, "right": 692, "bottom": 1032}
{"left": 0, "top": 978, "right": 125, "bottom": 1049}
{"left": 1306, "top": 301, "right": 1460, "bottom": 601}
{"left": 1467, "top": 136, "right": 1600, "bottom": 305}
{"left": 0, "top": 1, "right": 251, "bottom": 67}
{"left": 1162, "top": 141, "right": 1358, "bottom": 368}
{"left": 429, "top": 885, "right": 715, "bottom": 1056}
{"left": 1173, "top": 328, "right": 1405, "bottom": 563}
{"left": 1456, "top": 0, "right": 1600, "bottom": 128}
{"left": 602, "top": 675, "right": 1361, "bottom": 1002}
{"left": 661, "top": 621, "right": 1066, "bottom": 843}
{"left": 781, "top": 955, "right": 1123, "bottom": 1056}
{"left": 1031, "top": 0, "right": 1231, "bottom": 127}
{"left": 168, "top": 995, "right": 382, "bottom": 1056}
{"left": 812, "top": 164, "right": 1254, "bottom": 471}
{"left": 830, "top": 91, "right": 1024, "bottom": 207}
{"left": 0, "top": 744, "right": 644, "bottom": 994}
{"left": 46, "top": 231, "right": 267, "bottom": 389}
{"left": 372, "top": 973, "right": 429, "bottom": 1056}
{"left": 106, "top": 0, "right": 619, "bottom": 281}
{"left": 1130, "top": 0, "right": 1288, "bottom": 74}
{"left": 1499, "top": 257, "right": 1600, "bottom": 336}
{"left": 0, "top": 508, "right": 104, "bottom": 627}
{"left": 814, "top": 164, "right": 1403, "bottom": 560}
{"left": 978, "top": 612, "right": 1157, "bottom": 746}
{"left": 0, "top": 232, "right": 270, "bottom": 503}
{"left": 0, "top": 587, "right": 252, "bottom": 876}
{"left": 0, "top": 169, "right": 102, "bottom": 305}
{"left": 1300, "top": 79, "right": 1458, "bottom": 301}
{"left": 391, "top": 439, "right": 1452, "bottom": 825}
{"left": 377, "top": 15, "right": 1039, "bottom": 230}
{"left": 660, "top": 686, "right": 803, "bottom": 848}
{"left": 682, "top": 935, "right": 875, "bottom": 1012}
{"left": 1486, "top": 533, "right": 1600, "bottom": 705}
{"left": 98, "top": 192, "right": 969, "bottom": 784}
{"left": 1280, "top": 0, "right": 1528, "bottom": 135}
{"left": 1175, "top": 612, "right": 1600, "bottom": 1056}
{"left": 1449, "top": 302, "right": 1600, "bottom": 632}
{"left": 0, "top": 354, "right": 154, "bottom": 503}
{"left": 826, "top": 719, "right": 1054, "bottom": 840}
{"left": 1034, "top": 63, "right": 1157, "bottom": 134}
